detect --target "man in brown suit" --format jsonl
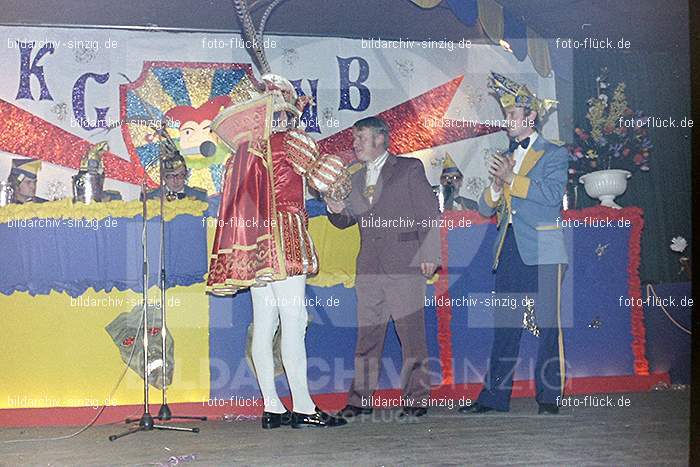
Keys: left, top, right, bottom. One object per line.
{"left": 326, "top": 116, "right": 440, "bottom": 418}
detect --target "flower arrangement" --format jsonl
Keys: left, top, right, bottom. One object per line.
{"left": 670, "top": 236, "right": 691, "bottom": 280}
{"left": 568, "top": 69, "right": 653, "bottom": 178}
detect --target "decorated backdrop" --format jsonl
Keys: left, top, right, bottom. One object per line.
{"left": 0, "top": 25, "right": 561, "bottom": 201}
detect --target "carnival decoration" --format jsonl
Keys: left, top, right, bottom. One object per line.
{"left": 0, "top": 99, "right": 144, "bottom": 186}
{"left": 72, "top": 141, "right": 109, "bottom": 204}
{"left": 317, "top": 76, "right": 504, "bottom": 164}
{"left": 119, "top": 61, "right": 262, "bottom": 194}
{"left": 0, "top": 181, "right": 13, "bottom": 207}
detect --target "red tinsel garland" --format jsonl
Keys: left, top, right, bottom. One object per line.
{"left": 317, "top": 76, "right": 503, "bottom": 164}
{"left": 561, "top": 206, "right": 648, "bottom": 375}
{"left": 434, "top": 222, "right": 454, "bottom": 385}
{"left": 0, "top": 99, "right": 145, "bottom": 185}
{"left": 435, "top": 206, "right": 648, "bottom": 383}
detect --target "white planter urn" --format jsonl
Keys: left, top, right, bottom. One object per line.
{"left": 579, "top": 169, "right": 631, "bottom": 209}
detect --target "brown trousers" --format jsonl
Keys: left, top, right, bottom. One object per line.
{"left": 347, "top": 273, "right": 431, "bottom": 408}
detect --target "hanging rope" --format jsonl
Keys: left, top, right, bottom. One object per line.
{"left": 645, "top": 283, "right": 691, "bottom": 335}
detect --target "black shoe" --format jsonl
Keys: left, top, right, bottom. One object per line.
{"left": 281, "top": 410, "right": 292, "bottom": 425}
{"left": 537, "top": 403, "right": 560, "bottom": 415}
{"left": 261, "top": 410, "right": 292, "bottom": 429}
{"left": 291, "top": 407, "right": 348, "bottom": 428}
{"left": 337, "top": 404, "right": 373, "bottom": 418}
{"left": 399, "top": 407, "right": 428, "bottom": 418}
{"left": 458, "top": 403, "right": 496, "bottom": 414}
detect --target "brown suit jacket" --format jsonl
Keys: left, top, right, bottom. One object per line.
{"left": 328, "top": 154, "right": 440, "bottom": 278}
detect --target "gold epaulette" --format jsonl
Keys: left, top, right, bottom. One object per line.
{"left": 347, "top": 162, "right": 364, "bottom": 175}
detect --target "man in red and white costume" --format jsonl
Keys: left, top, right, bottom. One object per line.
{"left": 207, "top": 73, "right": 349, "bottom": 429}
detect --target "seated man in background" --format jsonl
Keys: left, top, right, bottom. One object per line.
{"left": 142, "top": 153, "right": 208, "bottom": 202}
{"left": 440, "top": 154, "right": 478, "bottom": 211}
{"left": 6, "top": 158, "right": 48, "bottom": 204}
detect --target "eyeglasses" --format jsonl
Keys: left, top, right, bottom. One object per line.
{"left": 165, "top": 173, "right": 186, "bottom": 180}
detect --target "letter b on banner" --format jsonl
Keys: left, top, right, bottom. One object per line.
{"left": 337, "top": 56, "right": 370, "bottom": 112}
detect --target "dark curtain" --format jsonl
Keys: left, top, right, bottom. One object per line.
{"left": 570, "top": 46, "right": 691, "bottom": 284}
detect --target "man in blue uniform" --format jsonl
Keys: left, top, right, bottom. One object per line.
{"left": 143, "top": 153, "right": 208, "bottom": 202}
{"left": 460, "top": 72, "right": 568, "bottom": 415}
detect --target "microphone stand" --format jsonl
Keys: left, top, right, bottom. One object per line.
{"left": 108, "top": 132, "right": 202, "bottom": 441}
{"left": 152, "top": 127, "right": 207, "bottom": 424}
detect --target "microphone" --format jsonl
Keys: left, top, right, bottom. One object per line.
{"left": 199, "top": 141, "right": 217, "bottom": 157}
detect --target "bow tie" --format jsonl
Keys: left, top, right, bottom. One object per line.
{"left": 167, "top": 191, "right": 186, "bottom": 200}
{"left": 508, "top": 137, "right": 530, "bottom": 153}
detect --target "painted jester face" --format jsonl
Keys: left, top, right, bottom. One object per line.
{"left": 179, "top": 120, "right": 216, "bottom": 156}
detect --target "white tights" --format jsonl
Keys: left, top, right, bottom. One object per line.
{"left": 250, "top": 274, "right": 316, "bottom": 415}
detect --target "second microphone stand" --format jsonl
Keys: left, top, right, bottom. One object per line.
{"left": 152, "top": 133, "right": 207, "bottom": 424}
{"left": 110, "top": 127, "right": 206, "bottom": 441}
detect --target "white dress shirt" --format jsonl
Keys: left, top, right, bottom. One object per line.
{"left": 364, "top": 151, "right": 389, "bottom": 203}
{"left": 490, "top": 132, "right": 538, "bottom": 223}
{"left": 490, "top": 132, "right": 538, "bottom": 202}
{"left": 365, "top": 151, "right": 389, "bottom": 185}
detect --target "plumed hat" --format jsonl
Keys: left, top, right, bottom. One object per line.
{"left": 488, "top": 72, "right": 557, "bottom": 116}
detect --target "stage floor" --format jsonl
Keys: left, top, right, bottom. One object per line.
{"left": 0, "top": 390, "right": 689, "bottom": 466}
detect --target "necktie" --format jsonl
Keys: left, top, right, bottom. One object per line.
{"left": 508, "top": 137, "right": 530, "bottom": 153}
